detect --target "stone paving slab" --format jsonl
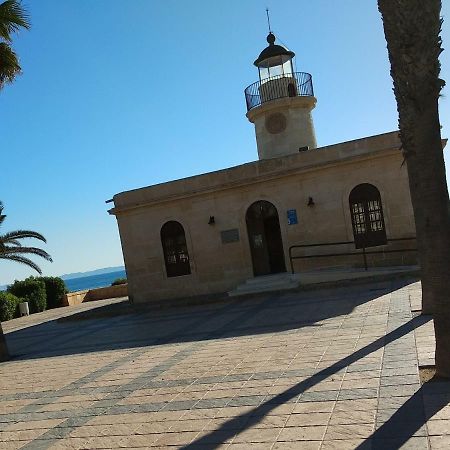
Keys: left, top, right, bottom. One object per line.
{"left": 0, "top": 278, "right": 448, "bottom": 449}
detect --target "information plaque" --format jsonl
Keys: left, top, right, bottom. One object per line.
{"left": 221, "top": 229, "right": 240, "bottom": 244}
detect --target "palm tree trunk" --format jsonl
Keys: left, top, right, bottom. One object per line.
{"left": 0, "top": 324, "right": 9, "bottom": 362}
{"left": 378, "top": 0, "right": 450, "bottom": 377}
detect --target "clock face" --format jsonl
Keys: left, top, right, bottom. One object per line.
{"left": 265, "top": 113, "right": 287, "bottom": 134}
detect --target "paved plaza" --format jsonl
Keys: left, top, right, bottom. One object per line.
{"left": 0, "top": 279, "right": 449, "bottom": 449}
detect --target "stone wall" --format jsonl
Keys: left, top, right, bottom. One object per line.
{"left": 63, "top": 284, "right": 128, "bottom": 306}
{"left": 111, "top": 132, "right": 424, "bottom": 304}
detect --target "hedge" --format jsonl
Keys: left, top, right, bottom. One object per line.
{"left": 38, "top": 277, "right": 67, "bottom": 309}
{"left": 0, "top": 292, "right": 21, "bottom": 322}
{"left": 7, "top": 277, "right": 47, "bottom": 314}
{"left": 111, "top": 277, "right": 127, "bottom": 286}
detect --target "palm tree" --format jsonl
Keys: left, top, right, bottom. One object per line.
{"left": 0, "top": 202, "right": 51, "bottom": 362}
{"left": 0, "top": 0, "right": 30, "bottom": 89}
{"left": 0, "top": 202, "right": 52, "bottom": 272}
{"left": 378, "top": 0, "right": 450, "bottom": 377}
{"left": 0, "top": 1, "right": 30, "bottom": 362}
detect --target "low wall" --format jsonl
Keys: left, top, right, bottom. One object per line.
{"left": 63, "top": 284, "right": 128, "bottom": 306}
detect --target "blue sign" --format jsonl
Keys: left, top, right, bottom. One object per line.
{"left": 287, "top": 209, "right": 298, "bottom": 225}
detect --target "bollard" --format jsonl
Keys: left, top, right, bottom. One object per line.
{"left": 19, "top": 302, "right": 30, "bottom": 316}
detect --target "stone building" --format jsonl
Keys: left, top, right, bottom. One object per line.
{"left": 109, "top": 33, "right": 420, "bottom": 304}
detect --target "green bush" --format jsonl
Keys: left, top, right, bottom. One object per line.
{"left": 38, "top": 277, "right": 67, "bottom": 309}
{"left": 111, "top": 277, "right": 127, "bottom": 286}
{"left": 0, "top": 292, "right": 21, "bottom": 322}
{"left": 7, "top": 277, "right": 47, "bottom": 314}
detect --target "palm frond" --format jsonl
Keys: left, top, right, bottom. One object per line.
{"left": 0, "top": 202, "right": 52, "bottom": 274}
{"left": 3, "top": 238, "right": 21, "bottom": 246}
{"left": 0, "top": 253, "right": 42, "bottom": 274}
{"left": 1, "top": 230, "right": 47, "bottom": 243}
{"left": 0, "top": 1, "right": 30, "bottom": 42}
{"left": 0, "top": 201, "right": 5, "bottom": 227}
{"left": 0, "top": 42, "right": 21, "bottom": 89}
{"left": 0, "top": 245, "right": 52, "bottom": 262}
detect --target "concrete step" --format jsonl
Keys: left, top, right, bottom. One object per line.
{"left": 237, "top": 279, "right": 299, "bottom": 291}
{"left": 297, "top": 265, "right": 419, "bottom": 285}
{"left": 228, "top": 273, "right": 300, "bottom": 297}
{"left": 243, "top": 273, "right": 297, "bottom": 286}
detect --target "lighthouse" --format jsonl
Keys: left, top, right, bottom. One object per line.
{"left": 245, "top": 32, "right": 317, "bottom": 160}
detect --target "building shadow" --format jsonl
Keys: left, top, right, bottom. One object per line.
{"left": 4, "top": 278, "right": 414, "bottom": 361}
{"left": 182, "top": 315, "right": 434, "bottom": 449}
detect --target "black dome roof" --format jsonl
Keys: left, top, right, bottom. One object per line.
{"left": 254, "top": 32, "right": 295, "bottom": 67}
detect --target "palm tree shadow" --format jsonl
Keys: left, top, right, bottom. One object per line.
{"left": 182, "top": 315, "right": 434, "bottom": 449}
{"left": 359, "top": 376, "right": 450, "bottom": 449}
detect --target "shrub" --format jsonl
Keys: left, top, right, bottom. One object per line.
{"left": 111, "top": 277, "right": 127, "bottom": 286}
{"left": 38, "top": 277, "right": 67, "bottom": 309}
{"left": 0, "top": 292, "right": 21, "bottom": 322}
{"left": 7, "top": 277, "right": 47, "bottom": 314}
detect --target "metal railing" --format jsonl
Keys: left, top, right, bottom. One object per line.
{"left": 244, "top": 72, "right": 314, "bottom": 111}
{"left": 288, "top": 237, "right": 417, "bottom": 274}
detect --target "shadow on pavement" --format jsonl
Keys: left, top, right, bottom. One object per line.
{"left": 359, "top": 377, "right": 450, "bottom": 449}
{"left": 182, "top": 315, "right": 434, "bottom": 449}
{"left": 5, "top": 279, "right": 413, "bottom": 362}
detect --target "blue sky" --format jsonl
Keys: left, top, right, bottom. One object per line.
{"left": 1, "top": 0, "right": 449, "bottom": 285}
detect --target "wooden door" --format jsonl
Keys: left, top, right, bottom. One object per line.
{"left": 246, "top": 201, "right": 286, "bottom": 276}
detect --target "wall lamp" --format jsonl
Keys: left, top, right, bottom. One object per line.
{"left": 208, "top": 216, "right": 215, "bottom": 225}
{"left": 307, "top": 197, "right": 315, "bottom": 207}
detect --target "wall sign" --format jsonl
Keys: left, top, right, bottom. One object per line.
{"left": 221, "top": 228, "right": 240, "bottom": 244}
{"left": 287, "top": 209, "right": 298, "bottom": 225}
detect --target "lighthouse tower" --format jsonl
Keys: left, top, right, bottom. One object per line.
{"left": 245, "top": 32, "right": 317, "bottom": 160}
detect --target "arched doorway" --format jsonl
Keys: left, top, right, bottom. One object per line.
{"left": 349, "top": 183, "right": 387, "bottom": 248}
{"left": 246, "top": 200, "right": 286, "bottom": 276}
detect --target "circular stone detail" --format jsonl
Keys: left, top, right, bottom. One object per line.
{"left": 265, "top": 113, "right": 287, "bottom": 134}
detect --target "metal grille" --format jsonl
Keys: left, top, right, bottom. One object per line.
{"left": 244, "top": 72, "right": 314, "bottom": 111}
{"left": 368, "top": 200, "right": 384, "bottom": 231}
{"left": 161, "top": 221, "right": 191, "bottom": 277}
{"left": 352, "top": 203, "right": 366, "bottom": 234}
{"left": 349, "top": 184, "right": 387, "bottom": 249}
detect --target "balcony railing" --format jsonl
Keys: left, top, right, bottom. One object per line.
{"left": 244, "top": 71, "right": 314, "bottom": 112}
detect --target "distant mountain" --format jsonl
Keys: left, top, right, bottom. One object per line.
{"left": 60, "top": 266, "right": 125, "bottom": 280}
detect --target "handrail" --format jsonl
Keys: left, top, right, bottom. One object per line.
{"left": 244, "top": 71, "right": 314, "bottom": 111}
{"left": 288, "top": 237, "right": 417, "bottom": 274}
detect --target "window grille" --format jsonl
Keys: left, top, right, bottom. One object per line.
{"left": 349, "top": 184, "right": 387, "bottom": 248}
{"left": 161, "top": 221, "right": 191, "bottom": 277}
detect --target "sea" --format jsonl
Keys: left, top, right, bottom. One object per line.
{"left": 64, "top": 269, "right": 127, "bottom": 292}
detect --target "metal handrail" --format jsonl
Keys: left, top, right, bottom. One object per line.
{"left": 288, "top": 237, "right": 417, "bottom": 274}
{"left": 244, "top": 71, "right": 314, "bottom": 111}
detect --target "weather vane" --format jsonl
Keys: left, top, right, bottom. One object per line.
{"left": 266, "top": 8, "right": 272, "bottom": 33}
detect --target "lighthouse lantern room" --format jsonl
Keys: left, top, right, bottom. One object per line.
{"left": 245, "top": 31, "right": 318, "bottom": 160}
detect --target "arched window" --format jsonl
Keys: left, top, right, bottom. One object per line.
{"left": 161, "top": 221, "right": 191, "bottom": 277}
{"left": 349, "top": 184, "right": 387, "bottom": 248}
